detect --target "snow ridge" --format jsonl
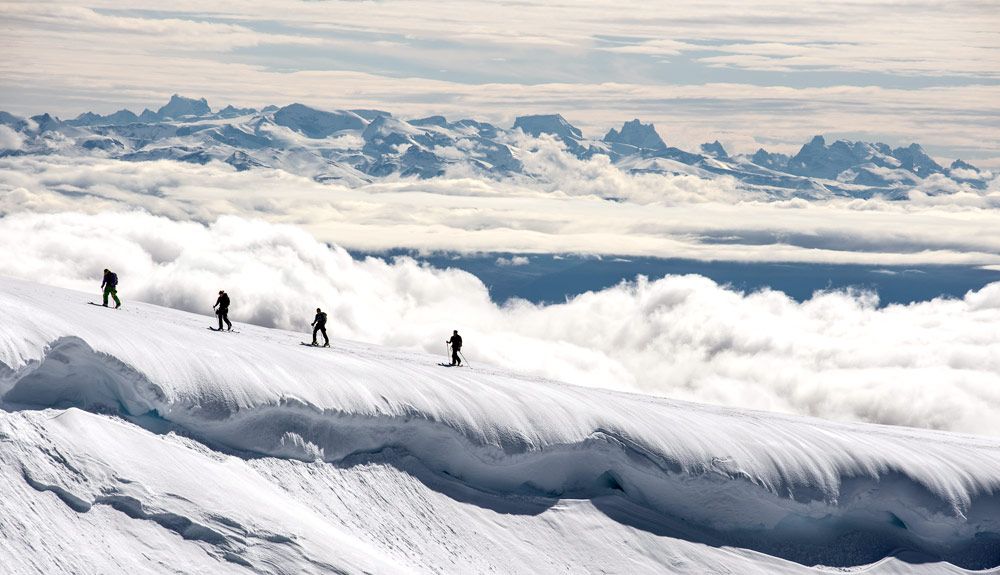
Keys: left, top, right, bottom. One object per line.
{"left": 2, "top": 277, "right": 1000, "bottom": 569}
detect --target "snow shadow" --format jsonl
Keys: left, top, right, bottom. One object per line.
{"left": 342, "top": 447, "right": 1000, "bottom": 570}
{"left": 2, "top": 336, "right": 999, "bottom": 570}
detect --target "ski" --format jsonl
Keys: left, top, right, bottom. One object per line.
{"left": 300, "top": 342, "right": 330, "bottom": 348}
{"left": 88, "top": 302, "right": 120, "bottom": 309}
{"left": 208, "top": 327, "right": 240, "bottom": 333}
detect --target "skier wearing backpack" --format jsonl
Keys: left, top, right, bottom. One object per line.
{"left": 213, "top": 290, "right": 233, "bottom": 331}
{"left": 311, "top": 308, "right": 329, "bottom": 347}
{"left": 101, "top": 269, "right": 121, "bottom": 308}
{"left": 446, "top": 330, "right": 463, "bottom": 366}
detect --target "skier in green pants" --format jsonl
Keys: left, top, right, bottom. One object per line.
{"left": 101, "top": 269, "right": 121, "bottom": 308}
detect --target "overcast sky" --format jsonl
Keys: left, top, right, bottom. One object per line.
{"left": 2, "top": 0, "right": 999, "bottom": 164}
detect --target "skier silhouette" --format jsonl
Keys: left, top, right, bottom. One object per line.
{"left": 101, "top": 268, "right": 121, "bottom": 308}
{"left": 213, "top": 290, "right": 232, "bottom": 331}
{"left": 446, "top": 330, "right": 463, "bottom": 366}
{"left": 311, "top": 308, "right": 329, "bottom": 347}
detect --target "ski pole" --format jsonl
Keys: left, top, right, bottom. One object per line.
{"left": 459, "top": 350, "right": 470, "bottom": 368}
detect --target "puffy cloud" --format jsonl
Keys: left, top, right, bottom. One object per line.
{"left": 2, "top": 210, "right": 999, "bottom": 436}
{"left": 0, "top": 126, "right": 24, "bottom": 151}
{"left": 496, "top": 256, "right": 529, "bottom": 267}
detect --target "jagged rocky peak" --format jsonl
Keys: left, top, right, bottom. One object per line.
{"left": 787, "top": 135, "right": 871, "bottom": 180}
{"left": 104, "top": 109, "right": 139, "bottom": 125}
{"left": 4, "top": 96, "right": 983, "bottom": 196}
{"left": 872, "top": 142, "right": 893, "bottom": 156}
{"left": 29, "top": 113, "right": 61, "bottom": 132}
{"left": 700, "top": 140, "right": 728, "bottom": 158}
{"left": 81, "top": 137, "right": 125, "bottom": 151}
{"left": 410, "top": 115, "right": 449, "bottom": 127}
{"left": 68, "top": 108, "right": 142, "bottom": 127}
{"left": 399, "top": 145, "right": 444, "bottom": 178}
{"left": 800, "top": 135, "right": 827, "bottom": 153}
{"left": 272, "top": 103, "right": 368, "bottom": 138}
{"left": 604, "top": 119, "right": 666, "bottom": 151}
{"left": 361, "top": 114, "right": 420, "bottom": 141}
{"left": 782, "top": 134, "right": 950, "bottom": 181}
{"left": 947, "top": 158, "right": 986, "bottom": 187}
{"left": 455, "top": 118, "right": 498, "bottom": 132}
{"left": 216, "top": 104, "right": 257, "bottom": 119}
{"left": 512, "top": 114, "right": 583, "bottom": 142}
{"left": 786, "top": 136, "right": 829, "bottom": 172}
{"left": 891, "top": 143, "right": 943, "bottom": 176}
{"left": 0, "top": 111, "right": 29, "bottom": 131}
{"left": 71, "top": 111, "right": 103, "bottom": 125}
{"left": 750, "top": 148, "right": 788, "bottom": 169}
{"left": 950, "top": 159, "right": 979, "bottom": 172}
{"left": 157, "top": 94, "right": 211, "bottom": 119}
{"left": 350, "top": 109, "right": 391, "bottom": 121}
{"left": 225, "top": 150, "right": 269, "bottom": 171}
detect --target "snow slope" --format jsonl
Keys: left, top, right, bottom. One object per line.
{"left": 1, "top": 276, "right": 999, "bottom": 573}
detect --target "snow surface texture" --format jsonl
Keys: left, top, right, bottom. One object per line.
{"left": 1, "top": 276, "right": 999, "bottom": 573}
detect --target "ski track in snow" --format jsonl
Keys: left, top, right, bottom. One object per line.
{"left": 1, "top": 275, "right": 999, "bottom": 574}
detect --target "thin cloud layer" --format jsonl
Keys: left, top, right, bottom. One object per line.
{"left": 2, "top": 210, "right": 999, "bottom": 436}
{"left": 2, "top": 154, "right": 999, "bottom": 266}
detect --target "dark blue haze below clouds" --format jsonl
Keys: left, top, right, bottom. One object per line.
{"left": 383, "top": 251, "right": 1000, "bottom": 306}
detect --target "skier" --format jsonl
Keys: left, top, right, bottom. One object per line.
{"left": 213, "top": 290, "right": 233, "bottom": 331}
{"left": 100, "top": 268, "right": 121, "bottom": 308}
{"left": 311, "top": 308, "right": 330, "bottom": 347}
{"left": 446, "top": 330, "right": 463, "bottom": 366}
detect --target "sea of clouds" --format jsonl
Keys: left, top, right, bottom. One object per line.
{"left": 2, "top": 209, "right": 1000, "bottom": 436}
{"left": 2, "top": 151, "right": 1000, "bottom": 266}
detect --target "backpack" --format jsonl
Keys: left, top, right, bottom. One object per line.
{"left": 317, "top": 312, "right": 328, "bottom": 324}
{"left": 109, "top": 272, "right": 118, "bottom": 287}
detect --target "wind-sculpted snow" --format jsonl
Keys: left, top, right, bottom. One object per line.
{"left": 1, "top": 277, "right": 999, "bottom": 571}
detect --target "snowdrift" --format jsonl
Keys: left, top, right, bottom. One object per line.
{"left": 2, "top": 276, "right": 999, "bottom": 573}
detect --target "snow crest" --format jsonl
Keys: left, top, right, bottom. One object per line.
{"left": 2, "top": 277, "right": 1000, "bottom": 569}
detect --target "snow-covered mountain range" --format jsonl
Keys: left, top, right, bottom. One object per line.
{"left": 0, "top": 95, "right": 988, "bottom": 198}
{"left": 2, "top": 276, "right": 1000, "bottom": 573}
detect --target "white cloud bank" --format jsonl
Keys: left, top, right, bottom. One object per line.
{"left": 1, "top": 210, "right": 999, "bottom": 436}
{"left": 0, "top": 126, "right": 25, "bottom": 151}
{"left": 3, "top": 154, "right": 1000, "bottom": 266}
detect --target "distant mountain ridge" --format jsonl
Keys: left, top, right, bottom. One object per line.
{"left": 0, "top": 94, "right": 989, "bottom": 199}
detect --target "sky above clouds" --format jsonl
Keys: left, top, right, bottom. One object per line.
{"left": 2, "top": 0, "right": 999, "bottom": 163}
